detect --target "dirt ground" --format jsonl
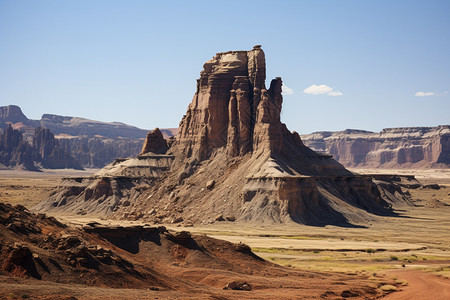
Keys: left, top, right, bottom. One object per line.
{"left": 380, "top": 270, "right": 450, "bottom": 300}
{"left": 0, "top": 169, "right": 97, "bottom": 208}
{"left": 1, "top": 167, "right": 449, "bottom": 299}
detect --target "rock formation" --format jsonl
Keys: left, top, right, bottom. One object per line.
{"left": 0, "top": 105, "right": 178, "bottom": 168}
{"left": 140, "top": 128, "right": 168, "bottom": 155}
{"left": 178, "top": 46, "right": 275, "bottom": 159}
{"left": 301, "top": 126, "right": 450, "bottom": 168}
{"left": 0, "top": 124, "right": 82, "bottom": 171}
{"left": 0, "top": 105, "right": 34, "bottom": 128}
{"left": 56, "top": 137, "right": 144, "bottom": 168}
{"left": 39, "top": 113, "right": 149, "bottom": 139}
{"left": 2, "top": 201, "right": 385, "bottom": 298}
{"left": 0, "top": 124, "right": 38, "bottom": 171}
{"left": 35, "top": 46, "right": 411, "bottom": 226}
{"left": 33, "top": 127, "right": 83, "bottom": 170}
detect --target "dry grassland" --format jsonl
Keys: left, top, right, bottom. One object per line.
{"left": 1, "top": 167, "right": 449, "bottom": 298}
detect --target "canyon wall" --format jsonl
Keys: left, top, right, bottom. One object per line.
{"left": 301, "top": 126, "right": 449, "bottom": 168}
{"left": 0, "top": 105, "right": 178, "bottom": 168}
{"left": 0, "top": 124, "right": 82, "bottom": 170}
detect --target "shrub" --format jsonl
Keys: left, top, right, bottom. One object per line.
{"left": 380, "top": 284, "right": 397, "bottom": 292}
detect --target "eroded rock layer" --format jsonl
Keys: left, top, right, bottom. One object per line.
{"left": 35, "top": 46, "right": 411, "bottom": 226}
{"left": 301, "top": 126, "right": 450, "bottom": 168}
{"left": 0, "top": 124, "right": 82, "bottom": 170}
{"left": 0, "top": 105, "right": 178, "bottom": 168}
{"left": 2, "top": 202, "right": 388, "bottom": 299}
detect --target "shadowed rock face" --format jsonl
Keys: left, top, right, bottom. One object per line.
{"left": 0, "top": 105, "right": 152, "bottom": 168}
{"left": 301, "top": 126, "right": 450, "bottom": 168}
{"left": 0, "top": 124, "right": 38, "bottom": 170}
{"left": 35, "top": 46, "right": 411, "bottom": 226}
{"left": 33, "top": 127, "right": 83, "bottom": 170}
{"left": 0, "top": 105, "right": 33, "bottom": 128}
{"left": 0, "top": 125, "right": 82, "bottom": 171}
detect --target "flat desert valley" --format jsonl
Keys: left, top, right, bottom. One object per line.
{"left": 1, "top": 168, "right": 449, "bottom": 299}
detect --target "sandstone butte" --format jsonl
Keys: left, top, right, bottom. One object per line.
{"left": 34, "top": 46, "right": 412, "bottom": 226}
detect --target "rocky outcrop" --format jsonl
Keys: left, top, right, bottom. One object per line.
{"left": 0, "top": 105, "right": 35, "bottom": 128}
{"left": 0, "top": 124, "right": 38, "bottom": 171}
{"left": 1, "top": 105, "right": 178, "bottom": 168}
{"left": 6, "top": 201, "right": 386, "bottom": 299}
{"left": 36, "top": 46, "right": 411, "bottom": 226}
{"left": 0, "top": 124, "right": 82, "bottom": 171}
{"left": 140, "top": 128, "right": 168, "bottom": 155}
{"left": 33, "top": 127, "right": 83, "bottom": 170}
{"left": 301, "top": 126, "right": 450, "bottom": 168}
{"left": 177, "top": 46, "right": 304, "bottom": 162}
{"left": 35, "top": 114, "right": 151, "bottom": 168}
{"left": 178, "top": 46, "right": 275, "bottom": 159}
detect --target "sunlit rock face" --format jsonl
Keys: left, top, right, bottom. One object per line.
{"left": 301, "top": 126, "right": 450, "bottom": 168}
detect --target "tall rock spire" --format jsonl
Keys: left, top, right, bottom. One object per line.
{"left": 177, "top": 45, "right": 288, "bottom": 159}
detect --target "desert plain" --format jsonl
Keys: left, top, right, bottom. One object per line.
{"left": 0, "top": 167, "right": 449, "bottom": 299}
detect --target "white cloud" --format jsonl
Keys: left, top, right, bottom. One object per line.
{"left": 282, "top": 84, "right": 294, "bottom": 95}
{"left": 328, "top": 91, "right": 343, "bottom": 96}
{"left": 415, "top": 91, "right": 435, "bottom": 97}
{"left": 303, "top": 84, "right": 342, "bottom": 96}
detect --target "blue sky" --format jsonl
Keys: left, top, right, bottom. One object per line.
{"left": 1, "top": 0, "right": 449, "bottom": 134}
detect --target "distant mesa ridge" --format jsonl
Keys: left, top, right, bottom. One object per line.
{"left": 1, "top": 104, "right": 447, "bottom": 170}
{"left": 302, "top": 125, "right": 450, "bottom": 168}
{"left": 0, "top": 105, "right": 178, "bottom": 169}
{"left": 35, "top": 46, "right": 415, "bottom": 226}
{"left": 0, "top": 105, "right": 30, "bottom": 125}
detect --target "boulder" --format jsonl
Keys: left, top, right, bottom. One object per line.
{"left": 224, "top": 280, "right": 252, "bottom": 291}
{"left": 206, "top": 180, "right": 215, "bottom": 190}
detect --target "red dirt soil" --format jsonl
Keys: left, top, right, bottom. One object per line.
{"left": 382, "top": 270, "right": 450, "bottom": 300}
{"left": 1, "top": 202, "right": 399, "bottom": 299}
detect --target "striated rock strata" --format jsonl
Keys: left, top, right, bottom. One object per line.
{"left": 301, "top": 126, "right": 449, "bottom": 168}
{"left": 35, "top": 46, "right": 411, "bottom": 226}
